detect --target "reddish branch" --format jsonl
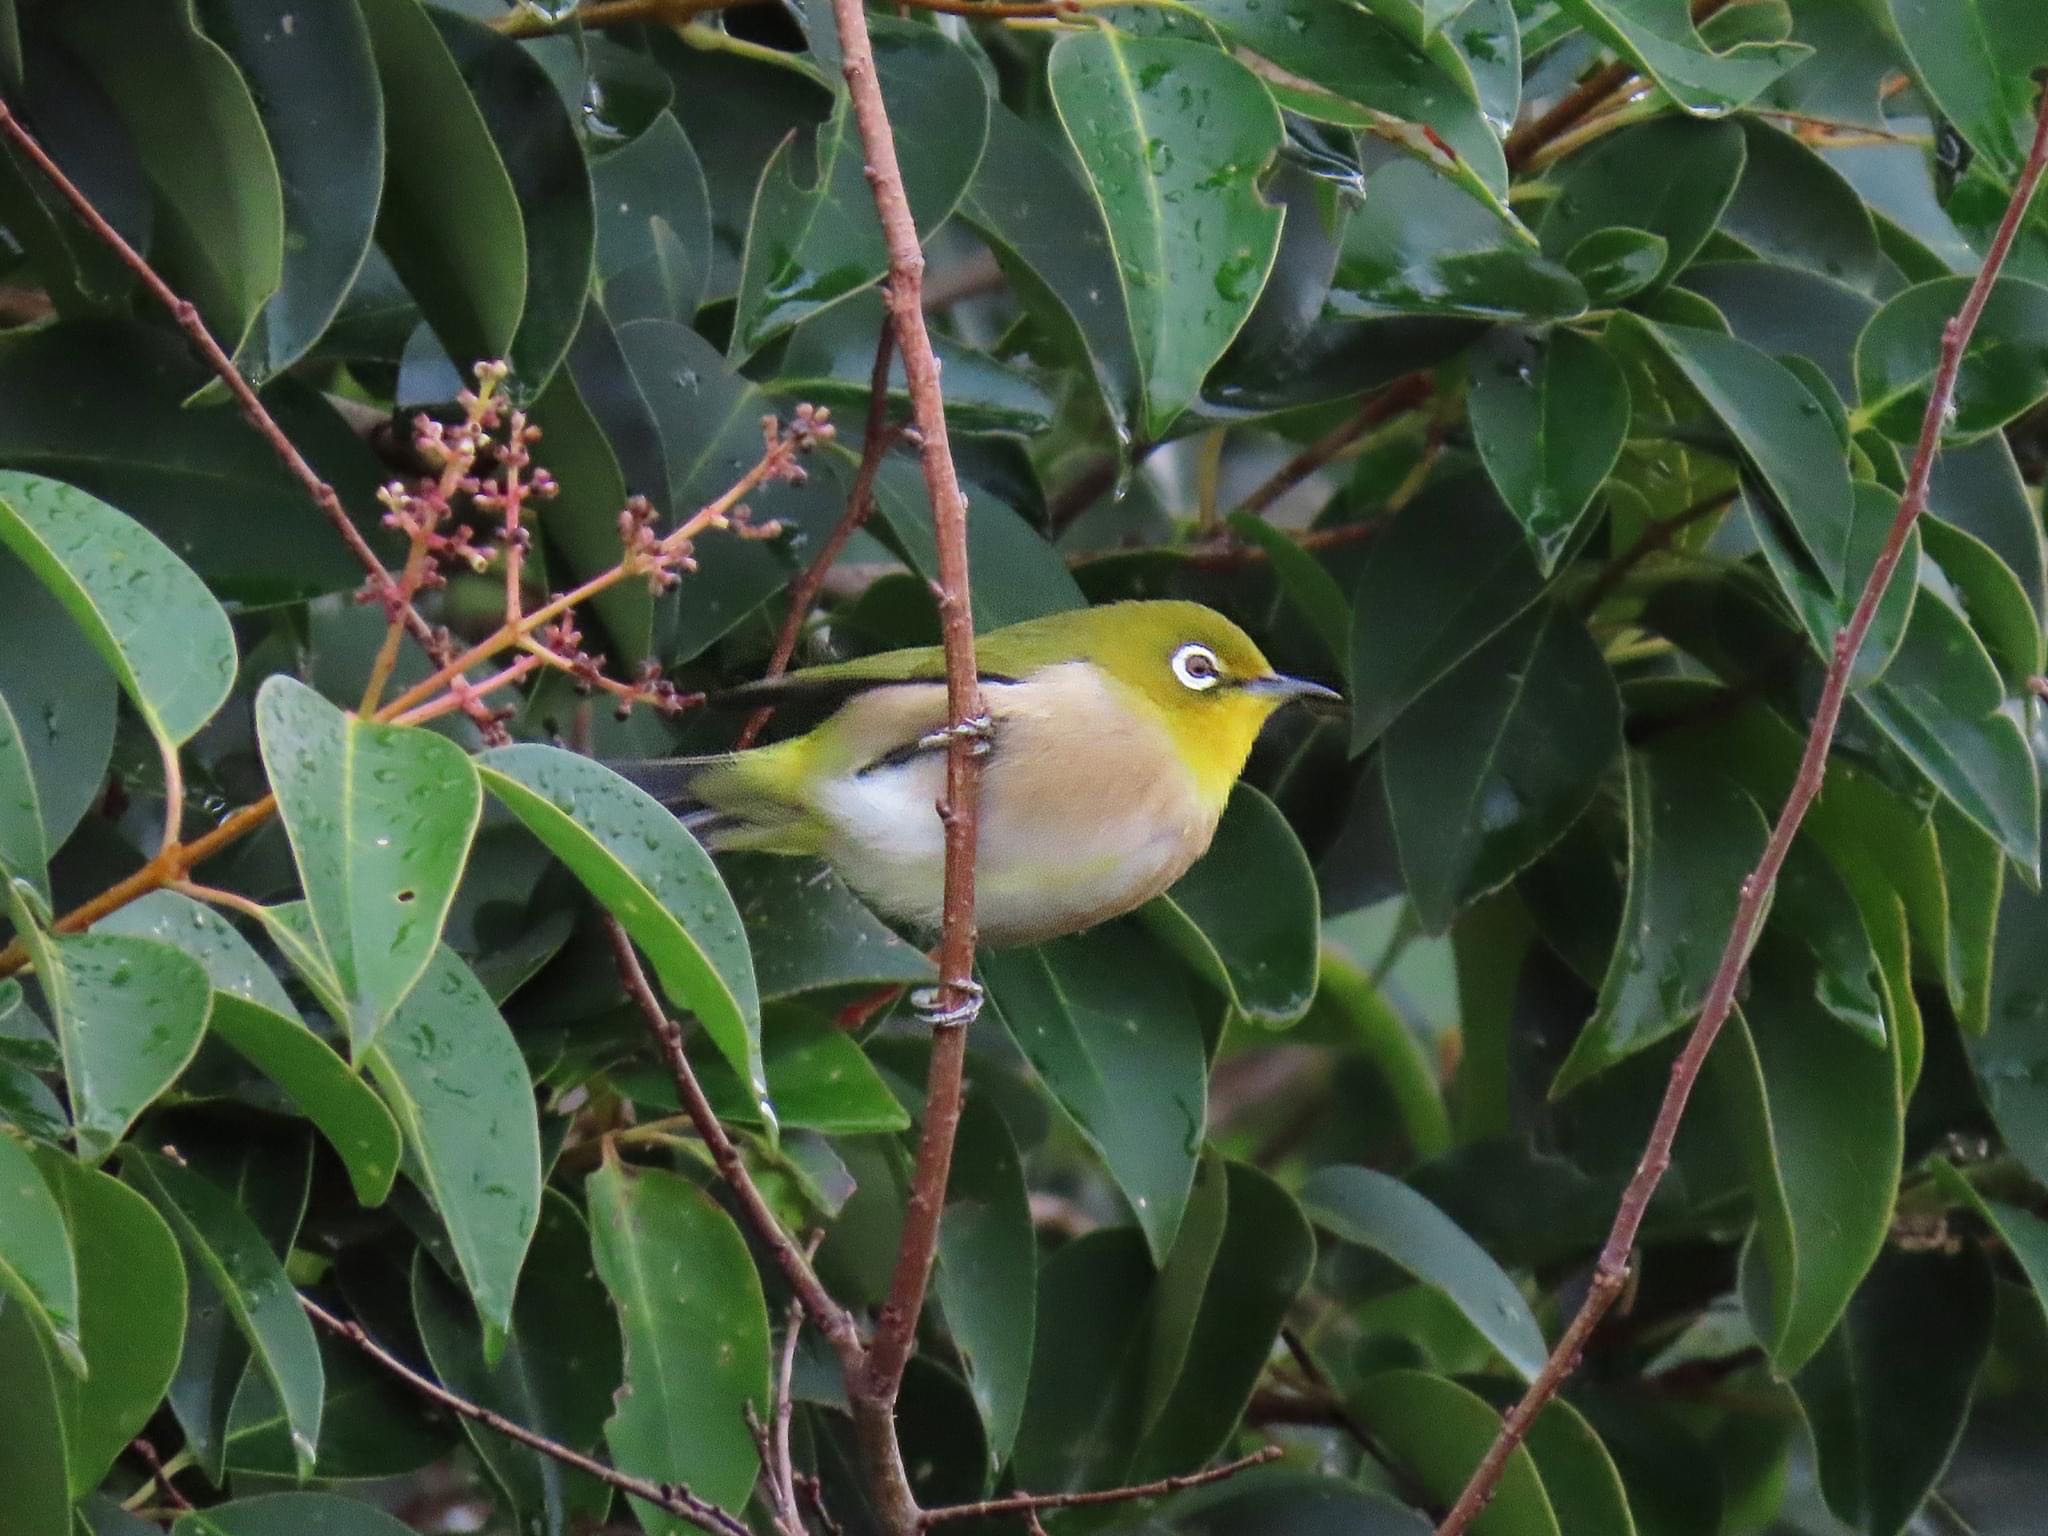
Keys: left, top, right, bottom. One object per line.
{"left": 1235, "top": 372, "right": 1432, "bottom": 517}
{"left": 825, "top": 0, "right": 988, "bottom": 1530}
{"left": 303, "top": 1295, "right": 750, "bottom": 1536}
{"left": 1435, "top": 83, "right": 2048, "bottom": 1536}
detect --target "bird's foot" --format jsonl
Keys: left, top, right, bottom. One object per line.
{"left": 910, "top": 978, "right": 985, "bottom": 1028}
{"left": 916, "top": 712, "right": 994, "bottom": 757}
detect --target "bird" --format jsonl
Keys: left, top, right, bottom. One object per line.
{"left": 617, "top": 600, "right": 1340, "bottom": 948}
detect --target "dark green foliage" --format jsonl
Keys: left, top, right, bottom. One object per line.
{"left": 0, "top": 2, "right": 2044, "bottom": 1533}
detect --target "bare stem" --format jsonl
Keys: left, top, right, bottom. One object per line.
{"left": 302, "top": 1295, "right": 749, "bottom": 1536}
{"left": 920, "top": 1447, "right": 1282, "bottom": 1527}
{"left": 1234, "top": 372, "right": 1432, "bottom": 517}
{"left": 1433, "top": 81, "right": 2048, "bottom": 1536}
{"left": 826, "top": 0, "right": 988, "bottom": 1525}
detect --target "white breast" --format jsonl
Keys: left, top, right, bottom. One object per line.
{"left": 812, "top": 662, "right": 1216, "bottom": 945}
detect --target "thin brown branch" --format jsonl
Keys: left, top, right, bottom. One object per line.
{"left": 920, "top": 1447, "right": 1283, "bottom": 1527}
{"left": 739, "top": 319, "right": 901, "bottom": 750}
{"left": 601, "top": 914, "right": 867, "bottom": 1370}
{"left": 1502, "top": 0, "right": 1731, "bottom": 170}
{"left": 1433, "top": 81, "right": 2048, "bottom": 1536}
{"left": 0, "top": 96, "right": 432, "bottom": 655}
{"left": 302, "top": 1294, "right": 750, "bottom": 1536}
{"left": 1235, "top": 372, "right": 1432, "bottom": 517}
{"left": 829, "top": 0, "right": 987, "bottom": 1527}
{"left": 127, "top": 1438, "right": 194, "bottom": 1514}
{"left": 496, "top": 0, "right": 1095, "bottom": 34}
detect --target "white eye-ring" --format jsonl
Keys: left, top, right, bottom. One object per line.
{"left": 1171, "top": 642, "right": 1223, "bottom": 691}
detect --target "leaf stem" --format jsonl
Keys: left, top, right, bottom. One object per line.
{"left": 1432, "top": 80, "right": 2048, "bottom": 1536}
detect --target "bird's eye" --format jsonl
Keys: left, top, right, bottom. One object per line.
{"left": 1171, "top": 642, "right": 1223, "bottom": 691}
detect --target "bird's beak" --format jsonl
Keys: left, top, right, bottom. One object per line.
{"left": 1242, "top": 673, "right": 1343, "bottom": 704}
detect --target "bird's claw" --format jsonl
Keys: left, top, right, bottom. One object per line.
{"left": 910, "top": 979, "right": 985, "bottom": 1027}
{"left": 916, "top": 712, "right": 994, "bottom": 757}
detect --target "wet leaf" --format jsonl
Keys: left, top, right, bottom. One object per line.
{"left": 1354, "top": 1369, "right": 1560, "bottom": 1536}
{"left": 478, "top": 744, "right": 765, "bottom": 1109}
{"left": 1556, "top": 0, "right": 1808, "bottom": 114}
{"left": 587, "top": 1155, "right": 770, "bottom": 1523}
{"left": 1049, "top": 31, "right": 1284, "bottom": 439}
{"left": 1541, "top": 118, "right": 1746, "bottom": 294}
{"left": 256, "top": 675, "right": 483, "bottom": 1055}
{"left": 0, "top": 472, "right": 235, "bottom": 750}
{"left": 0, "top": 1130, "right": 82, "bottom": 1374}
{"left": 0, "top": 1296, "right": 70, "bottom": 1536}
{"left": 0, "top": 687, "right": 47, "bottom": 903}
{"left": 1855, "top": 276, "right": 2048, "bottom": 445}
{"left": 171, "top": 1494, "right": 416, "bottom": 1536}
{"left": 722, "top": 853, "right": 936, "bottom": 1003}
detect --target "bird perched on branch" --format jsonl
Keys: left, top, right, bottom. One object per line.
{"left": 617, "top": 600, "right": 1339, "bottom": 947}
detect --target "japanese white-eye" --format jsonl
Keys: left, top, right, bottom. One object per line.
{"left": 622, "top": 600, "right": 1340, "bottom": 946}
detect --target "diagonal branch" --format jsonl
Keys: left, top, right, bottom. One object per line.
{"left": 302, "top": 1294, "right": 750, "bottom": 1536}
{"left": 1434, "top": 80, "right": 2048, "bottom": 1536}
{"left": 920, "top": 1447, "right": 1283, "bottom": 1527}
{"left": 824, "top": 0, "right": 988, "bottom": 1528}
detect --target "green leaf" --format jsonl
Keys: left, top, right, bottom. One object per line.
{"left": 1145, "top": 785, "right": 1320, "bottom": 1027}
{"left": 0, "top": 1296, "right": 70, "bottom": 1536}
{"left": 1383, "top": 603, "right": 1621, "bottom": 933}
{"left": 1162, "top": 1471, "right": 1434, "bottom": 1534}
{"left": 1721, "top": 118, "right": 1882, "bottom": 291}
{"left": 1330, "top": 160, "right": 1581, "bottom": 323}
{"left": 1012, "top": 1228, "right": 1154, "bottom": 1493}
{"left": 1557, "top": 752, "right": 1765, "bottom": 1094}
{"left": 171, "top": 1494, "right": 416, "bottom": 1536}
{"left": 587, "top": 1155, "right": 770, "bottom": 1522}
{"left": 358, "top": 0, "right": 526, "bottom": 369}
{"left": 127, "top": 1150, "right": 324, "bottom": 1476}
{"left": 1201, "top": 0, "right": 1512, "bottom": 201}
{"left": 982, "top": 920, "right": 1209, "bottom": 1262}
{"left": 477, "top": 744, "right": 765, "bottom": 1108}
{"left": 412, "top": 1190, "right": 620, "bottom": 1534}
{"left": 680, "top": 1008, "right": 911, "bottom": 1136}
{"left": 1743, "top": 481, "right": 1920, "bottom": 688}
{"left": 1540, "top": 118, "right": 1747, "bottom": 294}
{"left": 1302, "top": 1165, "right": 1545, "bottom": 1380}
{"left": 1885, "top": 0, "right": 2048, "bottom": 180}
{"left": 1555, "top": 0, "right": 1808, "bottom": 114}
{"left": 1715, "top": 956, "right": 1901, "bottom": 1375}
{"left": 1469, "top": 328, "right": 1630, "bottom": 573}
{"left": 1615, "top": 316, "right": 1856, "bottom": 590}
{"left": 1562, "top": 228, "right": 1670, "bottom": 305}
{"left": 595, "top": 110, "right": 711, "bottom": 326}
{"left": 1131, "top": 1161, "right": 1315, "bottom": 1478}
{"left": 866, "top": 457, "right": 1086, "bottom": 630}
{"left": 52, "top": 0, "right": 285, "bottom": 354}
{"left": 1849, "top": 590, "right": 2038, "bottom": 876}
{"left": 0, "top": 472, "right": 236, "bottom": 749}
{"left": 1348, "top": 479, "right": 1544, "bottom": 751}
{"left": 1049, "top": 32, "right": 1284, "bottom": 440}
{"left": 932, "top": 1095, "right": 1036, "bottom": 1470}
{"left": 1856, "top": 276, "right": 2048, "bottom": 445}
{"left": 0, "top": 686, "right": 47, "bottom": 903}
{"left": 33, "top": 1150, "right": 185, "bottom": 1497}
{"left": 723, "top": 853, "right": 936, "bottom": 1003}
{"left": 1223, "top": 513, "right": 1350, "bottom": 675}
{"left": 959, "top": 102, "right": 1139, "bottom": 432}
{"left": 364, "top": 943, "right": 542, "bottom": 1340}
{"left": 0, "top": 546, "right": 113, "bottom": 851}
{"left": 96, "top": 891, "right": 402, "bottom": 1207}
{"left": 199, "top": 0, "right": 385, "bottom": 383}
{"left": 430, "top": 7, "right": 596, "bottom": 389}
{"left": 1792, "top": 1242, "right": 1994, "bottom": 1536}
{"left": 1967, "top": 862, "right": 2048, "bottom": 1189}
{"left": 1921, "top": 515, "right": 2045, "bottom": 689}
{"left": 7, "top": 888, "right": 210, "bottom": 1165}
{"left": 731, "top": 19, "right": 988, "bottom": 356}
{"left": 255, "top": 675, "right": 483, "bottom": 1055}
{"left": 1354, "top": 1369, "right": 1561, "bottom": 1536}
{"left": 1468, "top": 1386, "right": 1637, "bottom": 1536}
{"left": 0, "top": 321, "right": 387, "bottom": 604}
{"left": 0, "top": 1130, "right": 82, "bottom": 1374}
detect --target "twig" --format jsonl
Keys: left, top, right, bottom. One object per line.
{"left": 601, "top": 915, "right": 867, "bottom": 1371}
{"left": 1578, "top": 492, "right": 1735, "bottom": 613}
{"left": 1234, "top": 372, "right": 1432, "bottom": 517}
{"left": 1433, "top": 81, "right": 2048, "bottom": 1536}
{"left": 828, "top": 0, "right": 988, "bottom": 1527}
{"left": 302, "top": 1294, "right": 750, "bottom": 1536}
{"left": 756, "top": 1233, "right": 825, "bottom": 1536}
{"left": 1502, "top": 0, "right": 1731, "bottom": 171}
{"left": 919, "top": 1447, "right": 1283, "bottom": 1526}
{"left": 739, "top": 319, "right": 902, "bottom": 749}
{"left": 495, "top": 0, "right": 1112, "bottom": 34}
{"left": 126, "top": 1438, "right": 194, "bottom": 1514}
{"left": 0, "top": 96, "right": 433, "bottom": 657}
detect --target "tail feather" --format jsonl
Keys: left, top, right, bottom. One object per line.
{"left": 602, "top": 755, "right": 726, "bottom": 809}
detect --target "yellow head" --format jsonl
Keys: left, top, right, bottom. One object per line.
{"left": 1030, "top": 601, "right": 1341, "bottom": 806}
